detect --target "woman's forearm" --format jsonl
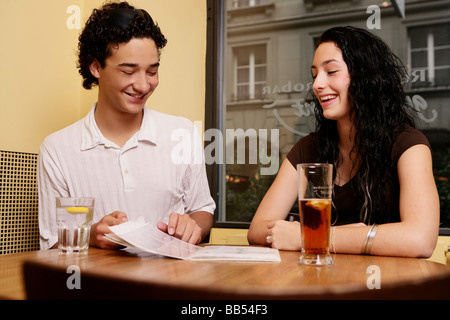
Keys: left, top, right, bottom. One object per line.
{"left": 249, "top": 219, "right": 438, "bottom": 258}
{"left": 247, "top": 219, "right": 271, "bottom": 246}
{"left": 334, "top": 222, "right": 437, "bottom": 258}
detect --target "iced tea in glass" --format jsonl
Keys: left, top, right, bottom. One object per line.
{"left": 297, "top": 164, "right": 333, "bottom": 265}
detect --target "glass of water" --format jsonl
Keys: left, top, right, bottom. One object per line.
{"left": 56, "top": 197, "right": 94, "bottom": 254}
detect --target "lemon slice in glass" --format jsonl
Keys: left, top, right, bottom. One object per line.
{"left": 305, "top": 200, "right": 331, "bottom": 211}
{"left": 66, "top": 207, "right": 89, "bottom": 214}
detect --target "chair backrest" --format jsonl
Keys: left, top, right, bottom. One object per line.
{"left": 0, "top": 150, "right": 39, "bottom": 255}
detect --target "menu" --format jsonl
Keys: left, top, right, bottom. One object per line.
{"left": 105, "top": 217, "right": 281, "bottom": 262}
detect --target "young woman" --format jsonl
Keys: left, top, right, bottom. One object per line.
{"left": 247, "top": 26, "right": 439, "bottom": 258}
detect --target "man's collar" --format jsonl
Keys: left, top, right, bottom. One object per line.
{"left": 136, "top": 106, "right": 157, "bottom": 145}
{"left": 81, "top": 105, "right": 157, "bottom": 151}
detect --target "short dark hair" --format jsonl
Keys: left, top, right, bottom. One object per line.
{"left": 77, "top": 1, "right": 167, "bottom": 89}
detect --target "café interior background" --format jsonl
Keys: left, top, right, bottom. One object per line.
{"left": 1, "top": 1, "right": 449, "bottom": 261}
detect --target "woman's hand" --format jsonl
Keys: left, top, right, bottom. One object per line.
{"left": 266, "top": 220, "right": 302, "bottom": 251}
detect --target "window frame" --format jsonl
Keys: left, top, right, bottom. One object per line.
{"left": 206, "top": 0, "right": 250, "bottom": 228}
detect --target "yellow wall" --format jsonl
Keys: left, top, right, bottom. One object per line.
{"left": 0, "top": 0, "right": 206, "bottom": 154}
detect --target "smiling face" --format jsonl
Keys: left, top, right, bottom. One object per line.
{"left": 90, "top": 37, "right": 160, "bottom": 117}
{"left": 311, "top": 41, "right": 352, "bottom": 122}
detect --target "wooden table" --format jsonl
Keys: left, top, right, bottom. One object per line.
{"left": 1, "top": 247, "right": 449, "bottom": 300}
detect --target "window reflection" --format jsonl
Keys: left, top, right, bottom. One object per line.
{"left": 212, "top": 0, "right": 450, "bottom": 231}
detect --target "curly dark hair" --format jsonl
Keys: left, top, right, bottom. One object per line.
{"left": 77, "top": 1, "right": 167, "bottom": 89}
{"left": 312, "top": 26, "right": 415, "bottom": 224}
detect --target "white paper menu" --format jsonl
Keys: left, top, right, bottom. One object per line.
{"left": 105, "top": 217, "right": 281, "bottom": 262}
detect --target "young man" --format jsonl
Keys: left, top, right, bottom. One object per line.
{"left": 38, "top": 2, "right": 215, "bottom": 250}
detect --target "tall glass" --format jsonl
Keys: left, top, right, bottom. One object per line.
{"left": 297, "top": 163, "right": 333, "bottom": 266}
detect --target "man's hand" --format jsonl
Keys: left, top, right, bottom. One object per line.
{"left": 90, "top": 211, "right": 128, "bottom": 249}
{"left": 157, "top": 212, "right": 206, "bottom": 245}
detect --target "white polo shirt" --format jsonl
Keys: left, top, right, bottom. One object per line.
{"left": 38, "top": 105, "right": 216, "bottom": 250}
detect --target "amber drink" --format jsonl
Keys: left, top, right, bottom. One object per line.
{"left": 297, "top": 164, "right": 333, "bottom": 266}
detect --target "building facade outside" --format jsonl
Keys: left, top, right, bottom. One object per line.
{"left": 217, "top": 0, "right": 449, "bottom": 229}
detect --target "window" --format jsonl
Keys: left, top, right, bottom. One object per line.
{"left": 304, "top": 0, "right": 351, "bottom": 6}
{"left": 233, "top": 45, "right": 267, "bottom": 101}
{"left": 232, "top": 0, "right": 268, "bottom": 8}
{"left": 409, "top": 23, "right": 450, "bottom": 88}
{"left": 206, "top": 0, "right": 450, "bottom": 234}
{"left": 407, "top": 23, "right": 450, "bottom": 232}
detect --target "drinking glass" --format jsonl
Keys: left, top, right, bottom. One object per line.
{"left": 297, "top": 164, "right": 333, "bottom": 266}
{"left": 56, "top": 197, "right": 94, "bottom": 254}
